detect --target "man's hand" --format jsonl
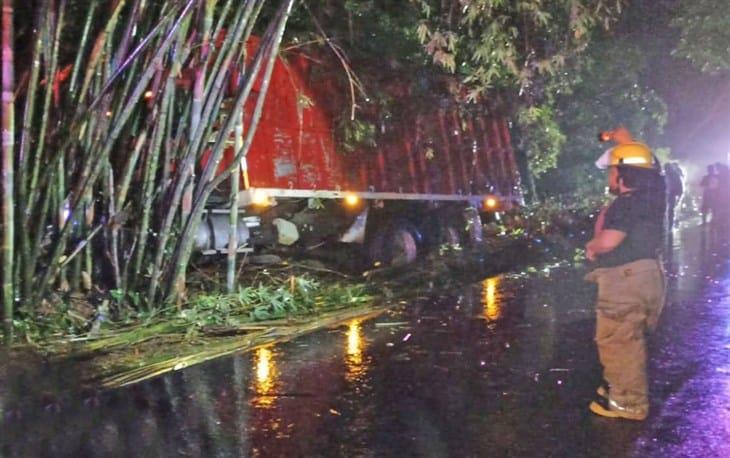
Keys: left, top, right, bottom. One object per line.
{"left": 586, "top": 246, "right": 597, "bottom": 262}
{"left": 586, "top": 229, "right": 627, "bottom": 261}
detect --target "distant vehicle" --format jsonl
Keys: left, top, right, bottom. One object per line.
{"left": 193, "top": 39, "right": 523, "bottom": 266}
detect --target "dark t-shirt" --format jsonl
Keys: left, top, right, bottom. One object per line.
{"left": 597, "top": 191, "right": 665, "bottom": 268}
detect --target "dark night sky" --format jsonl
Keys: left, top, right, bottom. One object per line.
{"left": 628, "top": 0, "right": 730, "bottom": 179}
{"left": 660, "top": 71, "right": 730, "bottom": 164}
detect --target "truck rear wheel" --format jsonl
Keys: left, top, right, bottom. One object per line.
{"left": 367, "top": 221, "right": 418, "bottom": 267}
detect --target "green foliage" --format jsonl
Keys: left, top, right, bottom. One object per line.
{"left": 287, "top": 1, "right": 426, "bottom": 155}
{"left": 12, "top": 303, "right": 91, "bottom": 343}
{"left": 8, "top": 0, "right": 301, "bottom": 321}
{"left": 537, "top": 35, "right": 668, "bottom": 197}
{"left": 411, "top": 0, "right": 627, "bottom": 99}
{"left": 181, "top": 274, "right": 371, "bottom": 328}
{"left": 110, "top": 289, "right": 142, "bottom": 309}
{"left": 673, "top": 0, "right": 730, "bottom": 73}
{"left": 12, "top": 273, "right": 373, "bottom": 346}
{"left": 573, "top": 248, "right": 586, "bottom": 265}
{"left": 522, "top": 193, "right": 605, "bottom": 229}
{"left": 438, "top": 243, "right": 463, "bottom": 256}
{"left": 337, "top": 118, "right": 377, "bottom": 153}
{"left": 515, "top": 104, "right": 566, "bottom": 177}
{"left": 290, "top": 0, "right": 630, "bottom": 187}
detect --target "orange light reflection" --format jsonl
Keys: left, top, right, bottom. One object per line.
{"left": 345, "top": 320, "right": 366, "bottom": 383}
{"left": 254, "top": 347, "right": 277, "bottom": 408}
{"left": 482, "top": 276, "right": 502, "bottom": 321}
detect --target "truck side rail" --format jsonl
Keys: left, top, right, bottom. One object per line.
{"left": 238, "top": 187, "right": 521, "bottom": 208}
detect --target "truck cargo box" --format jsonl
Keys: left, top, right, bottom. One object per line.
{"left": 221, "top": 41, "right": 522, "bottom": 207}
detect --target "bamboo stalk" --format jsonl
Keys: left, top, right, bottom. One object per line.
{"left": 105, "top": 165, "right": 122, "bottom": 288}
{"left": 56, "top": 146, "right": 68, "bottom": 291}
{"left": 37, "top": 0, "right": 198, "bottom": 302}
{"left": 204, "top": 0, "right": 248, "bottom": 106}
{"left": 140, "top": 19, "right": 195, "bottom": 305}
{"left": 76, "top": 0, "right": 126, "bottom": 111}
{"left": 27, "top": 0, "right": 66, "bottom": 213}
{"left": 99, "top": 305, "right": 384, "bottom": 388}
{"left": 194, "top": 0, "right": 270, "bottom": 201}
{"left": 2, "top": 0, "right": 16, "bottom": 343}
{"left": 130, "top": 84, "right": 169, "bottom": 293}
{"left": 8, "top": 0, "right": 311, "bottom": 321}
{"left": 147, "top": 0, "right": 262, "bottom": 303}
{"left": 166, "top": 2, "right": 292, "bottom": 302}
{"left": 24, "top": 174, "right": 53, "bottom": 299}
{"left": 111, "top": 0, "right": 143, "bottom": 71}
{"left": 202, "top": 3, "right": 292, "bottom": 196}
{"left": 211, "top": 0, "right": 234, "bottom": 44}
{"left": 15, "top": 4, "right": 46, "bottom": 300}
{"left": 227, "top": 111, "right": 243, "bottom": 293}
{"left": 59, "top": 223, "right": 103, "bottom": 270}
{"left": 88, "top": 0, "right": 176, "bottom": 111}
{"left": 116, "top": 130, "right": 148, "bottom": 211}
{"left": 68, "top": 0, "right": 98, "bottom": 96}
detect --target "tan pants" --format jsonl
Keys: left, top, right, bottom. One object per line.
{"left": 585, "top": 259, "right": 666, "bottom": 414}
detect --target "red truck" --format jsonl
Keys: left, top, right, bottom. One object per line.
{"left": 195, "top": 43, "right": 523, "bottom": 267}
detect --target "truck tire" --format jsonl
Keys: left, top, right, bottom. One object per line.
{"left": 367, "top": 220, "right": 418, "bottom": 267}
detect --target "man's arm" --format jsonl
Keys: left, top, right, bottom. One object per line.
{"left": 586, "top": 229, "right": 626, "bottom": 262}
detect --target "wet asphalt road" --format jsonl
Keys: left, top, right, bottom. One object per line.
{"left": 1, "top": 223, "right": 729, "bottom": 457}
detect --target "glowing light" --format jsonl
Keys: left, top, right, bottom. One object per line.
{"left": 484, "top": 196, "right": 498, "bottom": 210}
{"left": 345, "top": 320, "right": 366, "bottom": 383}
{"left": 254, "top": 347, "right": 277, "bottom": 407}
{"left": 347, "top": 320, "right": 362, "bottom": 361}
{"left": 256, "top": 348, "right": 271, "bottom": 383}
{"left": 144, "top": 90, "right": 154, "bottom": 100}
{"left": 344, "top": 193, "right": 360, "bottom": 207}
{"left": 482, "top": 276, "right": 502, "bottom": 321}
{"left": 251, "top": 188, "right": 269, "bottom": 206}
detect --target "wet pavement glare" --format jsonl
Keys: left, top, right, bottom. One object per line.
{"left": 1, "top": 224, "right": 729, "bottom": 457}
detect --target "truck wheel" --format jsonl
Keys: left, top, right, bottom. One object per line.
{"left": 389, "top": 227, "right": 418, "bottom": 266}
{"left": 367, "top": 221, "right": 418, "bottom": 267}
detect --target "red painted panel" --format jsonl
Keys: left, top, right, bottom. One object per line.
{"left": 214, "top": 39, "right": 520, "bottom": 199}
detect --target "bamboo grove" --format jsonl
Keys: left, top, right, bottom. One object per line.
{"left": 1, "top": 0, "right": 297, "bottom": 341}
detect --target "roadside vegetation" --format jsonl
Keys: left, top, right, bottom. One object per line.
{"left": 2, "top": 0, "right": 726, "bottom": 355}
{"left": 3, "top": 191, "right": 601, "bottom": 387}
{"left": 14, "top": 270, "right": 372, "bottom": 346}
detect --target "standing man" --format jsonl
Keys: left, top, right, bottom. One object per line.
{"left": 585, "top": 141, "right": 666, "bottom": 421}
{"left": 699, "top": 164, "right": 718, "bottom": 226}
{"left": 665, "top": 162, "right": 684, "bottom": 229}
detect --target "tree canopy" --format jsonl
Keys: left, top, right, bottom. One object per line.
{"left": 289, "top": 0, "right": 630, "bottom": 189}
{"left": 411, "top": 0, "right": 626, "bottom": 102}
{"left": 672, "top": 0, "right": 730, "bottom": 73}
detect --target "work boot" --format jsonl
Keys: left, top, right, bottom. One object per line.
{"left": 589, "top": 397, "right": 648, "bottom": 421}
